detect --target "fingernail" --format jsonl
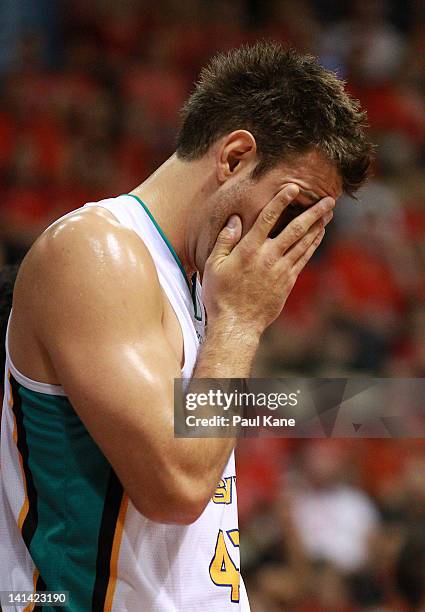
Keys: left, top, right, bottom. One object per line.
{"left": 227, "top": 215, "right": 239, "bottom": 229}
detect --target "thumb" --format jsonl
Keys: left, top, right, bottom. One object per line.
{"left": 210, "top": 215, "right": 242, "bottom": 261}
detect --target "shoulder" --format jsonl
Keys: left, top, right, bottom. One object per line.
{"left": 15, "top": 206, "right": 163, "bottom": 321}
{"left": 40, "top": 206, "right": 155, "bottom": 271}
{"left": 338, "top": 486, "right": 379, "bottom": 523}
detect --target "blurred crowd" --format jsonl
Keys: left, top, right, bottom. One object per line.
{"left": 0, "top": 0, "right": 424, "bottom": 610}
{"left": 237, "top": 437, "right": 425, "bottom": 610}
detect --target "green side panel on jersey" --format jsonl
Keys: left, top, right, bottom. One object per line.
{"left": 18, "top": 384, "right": 112, "bottom": 612}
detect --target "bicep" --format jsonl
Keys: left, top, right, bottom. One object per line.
{"left": 50, "top": 326, "right": 180, "bottom": 492}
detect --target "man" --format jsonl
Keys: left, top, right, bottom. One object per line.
{"left": 0, "top": 42, "right": 372, "bottom": 611}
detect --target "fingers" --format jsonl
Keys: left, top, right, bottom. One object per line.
{"left": 289, "top": 227, "right": 325, "bottom": 277}
{"left": 245, "top": 184, "right": 300, "bottom": 245}
{"left": 273, "top": 196, "right": 335, "bottom": 253}
{"left": 208, "top": 215, "right": 242, "bottom": 263}
{"left": 284, "top": 210, "right": 333, "bottom": 267}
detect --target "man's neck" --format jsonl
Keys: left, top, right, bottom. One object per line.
{"left": 130, "top": 154, "right": 209, "bottom": 282}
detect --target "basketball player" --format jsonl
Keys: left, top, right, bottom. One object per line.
{"left": 0, "top": 42, "right": 372, "bottom": 610}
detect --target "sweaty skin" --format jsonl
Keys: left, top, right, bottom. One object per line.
{"left": 7, "top": 137, "right": 339, "bottom": 524}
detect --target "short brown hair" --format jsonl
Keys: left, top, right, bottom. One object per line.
{"left": 176, "top": 41, "right": 373, "bottom": 195}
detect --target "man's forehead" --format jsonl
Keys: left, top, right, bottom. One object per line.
{"left": 273, "top": 151, "right": 343, "bottom": 200}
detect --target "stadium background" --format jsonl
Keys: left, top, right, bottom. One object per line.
{"left": 0, "top": 1, "right": 424, "bottom": 610}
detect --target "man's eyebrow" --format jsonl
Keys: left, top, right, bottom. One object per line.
{"left": 297, "top": 189, "right": 321, "bottom": 204}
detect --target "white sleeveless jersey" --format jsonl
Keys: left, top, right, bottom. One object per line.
{"left": 0, "top": 194, "right": 250, "bottom": 611}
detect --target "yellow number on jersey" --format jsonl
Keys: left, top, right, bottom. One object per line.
{"left": 212, "top": 477, "right": 233, "bottom": 504}
{"left": 209, "top": 529, "right": 240, "bottom": 603}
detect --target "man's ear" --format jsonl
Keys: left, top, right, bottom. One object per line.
{"left": 216, "top": 130, "right": 257, "bottom": 182}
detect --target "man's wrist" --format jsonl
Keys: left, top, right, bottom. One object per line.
{"left": 206, "top": 315, "right": 263, "bottom": 347}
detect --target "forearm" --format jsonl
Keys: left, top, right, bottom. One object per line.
{"left": 171, "top": 319, "right": 261, "bottom": 509}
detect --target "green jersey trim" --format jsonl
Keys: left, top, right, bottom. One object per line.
{"left": 126, "top": 193, "right": 203, "bottom": 322}
{"left": 126, "top": 193, "right": 190, "bottom": 289}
